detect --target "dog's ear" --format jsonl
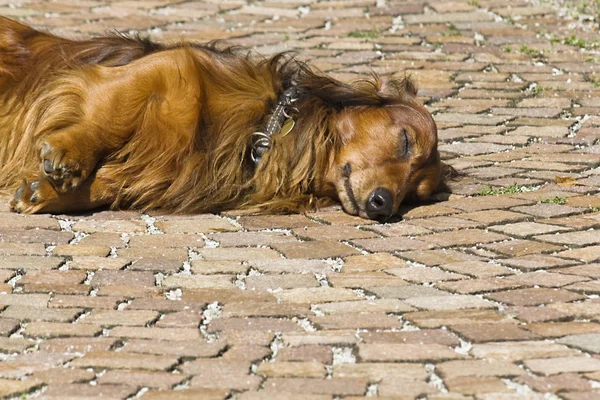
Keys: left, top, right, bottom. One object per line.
{"left": 377, "top": 75, "right": 418, "bottom": 102}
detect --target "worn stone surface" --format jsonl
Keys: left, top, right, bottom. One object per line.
{"left": 525, "top": 357, "right": 600, "bottom": 376}
{"left": 0, "top": 1, "right": 599, "bottom": 398}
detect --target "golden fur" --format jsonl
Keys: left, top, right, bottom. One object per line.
{"left": 0, "top": 17, "right": 443, "bottom": 221}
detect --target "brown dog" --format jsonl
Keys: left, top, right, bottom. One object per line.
{"left": 0, "top": 17, "right": 442, "bottom": 221}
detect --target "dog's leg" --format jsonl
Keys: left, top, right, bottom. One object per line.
{"left": 11, "top": 172, "right": 117, "bottom": 214}
{"left": 33, "top": 48, "right": 202, "bottom": 195}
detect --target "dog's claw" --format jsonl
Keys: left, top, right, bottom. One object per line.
{"left": 43, "top": 159, "right": 54, "bottom": 174}
{"left": 14, "top": 185, "right": 25, "bottom": 202}
{"left": 29, "top": 181, "right": 42, "bottom": 203}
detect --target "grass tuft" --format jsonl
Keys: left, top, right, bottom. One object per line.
{"left": 540, "top": 196, "right": 567, "bottom": 205}
{"left": 479, "top": 183, "right": 533, "bottom": 196}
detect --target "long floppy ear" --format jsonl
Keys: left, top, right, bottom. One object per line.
{"left": 376, "top": 75, "right": 418, "bottom": 102}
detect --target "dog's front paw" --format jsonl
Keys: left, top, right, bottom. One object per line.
{"left": 10, "top": 179, "right": 52, "bottom": 213}
{"left": 40, "top": 139, "right": 89, "bottom": 192}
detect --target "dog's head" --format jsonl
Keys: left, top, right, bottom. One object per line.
{"left": 320, "top": 77, "right": 441, "bottom": 222}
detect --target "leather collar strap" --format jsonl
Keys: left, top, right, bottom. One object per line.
{"left": 251, "top": 86, "right": 299, "bottom": 165}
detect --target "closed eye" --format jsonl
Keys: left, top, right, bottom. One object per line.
{"left": 399, "top": 128, "right": 410, "bottom": 158}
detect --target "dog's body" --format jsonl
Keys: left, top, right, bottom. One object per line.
{"left": 0, "top": 17, "right": 442, "bottom": 221}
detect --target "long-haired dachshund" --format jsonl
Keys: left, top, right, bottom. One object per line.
{"left": 0, "top": 17, "right": 442, "bottom": 222}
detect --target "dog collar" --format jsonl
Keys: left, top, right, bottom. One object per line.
{"left": 251, "top": 86, "right": 299, "bottom": 165}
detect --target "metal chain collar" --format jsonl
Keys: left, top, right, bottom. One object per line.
{"left": 250, "top": 86, "right": 299, "bottom": 165}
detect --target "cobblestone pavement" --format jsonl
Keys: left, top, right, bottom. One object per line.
{"left": 1, "top": 0, "right": 600, "bottom": 399}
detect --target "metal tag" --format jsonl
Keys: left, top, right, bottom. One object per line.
{"left": 279, "top": 119, "right": 295, "bottom": 137}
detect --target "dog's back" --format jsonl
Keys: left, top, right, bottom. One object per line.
{"left": 0, "top": 17, "right": 162, "bottom": 76}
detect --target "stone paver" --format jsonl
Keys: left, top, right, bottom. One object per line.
{"left": 1, "top": 1, "right": 599, "bottom": 398}
{"left": 525, "top": 357, "right": 600, "bottom": 376}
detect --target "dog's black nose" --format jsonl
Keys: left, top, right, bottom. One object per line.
{"left": 366, "top": 187, "right": 394, "bottom": 221}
